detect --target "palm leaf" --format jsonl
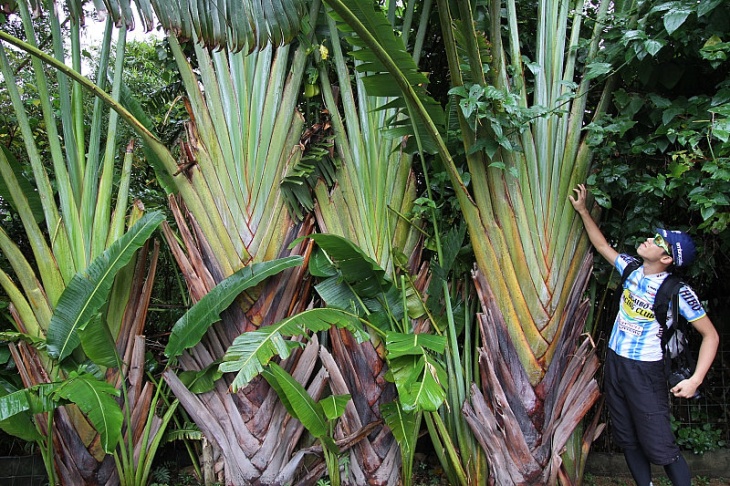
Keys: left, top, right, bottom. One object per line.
{"left": 389, "top": 354, "right": 447, "bottom": 412}
{"left": 301, "top": 234, "right": 389, "bottom": 297}
{"left": 53, "top": 373, "right": 123, "bottom": 454}
{"left": 46, "top": 211, "right": 165, "bottom": 361}
{"left": 0, "top": 383, "right": 57, "bottom": 422}
{"left": 220, "top": 308, "right": 368, "bottom": 392}
{"left": 0, "top": 147, "right": 44, "bottom": 223}
{"left": 0, "top": 410, "right": 43, "bottom": 442}
{"left": 320, "top": 394, "right": 350, "bottom": 421}
{"left": 100, "top": 0, "right": 308, "bottom": 53}
{"left": 385, "top": 332, "right": 446, "bottom": 358}
{"left": 78, "top": 316, "right": 119, "bottom": 369}
{"left": 381, "top": 401, "right": 420, "bottom": 483}
{"left": 261, "top": 361, "right": 337, "bottom": 453}
{"left": 164, "top": 256, "right": 304, "bottom": 360}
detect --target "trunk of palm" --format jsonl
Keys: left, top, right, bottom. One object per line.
{"left": 96, "top": 1, "right": 431, "bottom": 483}
{"left": 8, "top": 241, "right": 161, "bottom": 485}
{"left": 145, "top": 16, "right": 342, "bottom": 483}
{"left": 161, "top": 198, "right": 320, "bottom": 484}
{"left": 435, "top": 0, "right": 617, "bottom": 481}
{"left": 317, "top": 0, "right": 621, "bottom": 482}
{"left": 307, "top": 10, "right": 431, "bottom": 485}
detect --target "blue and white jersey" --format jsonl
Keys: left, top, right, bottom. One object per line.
{"left": 608, "top": 254, "right": 706, "bottom": 361}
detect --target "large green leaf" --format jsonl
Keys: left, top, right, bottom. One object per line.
{"left": 178, "top": 364, "right": 224, "bottom": 394}
{"left": 299, "top": 234, "right": 390, "bottom": 298}
{"left": 319, "top": 394, "right": 350, "bottom": 421}
{"left": 381, "top": 401, "right": 420, "bottom": 478}
{"left": 0, "top": 408, "right": 43, "bottom": 442}
{"left": 220, "top": 308, "right": 368, "bottom": 392}
{"left": 164, "top": 256, "right": 304, "bottom": 360}
{"left": 78, "top": 316, "right": 119, "bottom": 369}
{"left": 0, "top": 331, "right": 46, "bottom": 349}
{"left": 389, "top": 354, "right": 447, "bottom": 412}
{"left": 0, "top": 382, "right": 49, "bottom": 442}
{"left": 54, "top": 372, "right": 123, "bottom": 454}
{"left": 262, "top": 362, "right": 337, "bottom": 454}
{"left": 46, "top": 211, "right": 165, "bottom": 361}
{"left": 0, "top": 383, "right": 58, "bottom": 422}
{"left": 385, "top": 332, "right": 446, "bottom": 359}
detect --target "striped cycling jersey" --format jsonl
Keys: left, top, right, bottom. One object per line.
{"left": 608, "top": 254, "right": 706, "bottom": 361}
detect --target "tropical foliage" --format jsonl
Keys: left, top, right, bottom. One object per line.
{"left": 0, "top": 0, "right": 728, "bottom": 485}
{"left": 0, "top": 3, "right": 171, "bottom": 484}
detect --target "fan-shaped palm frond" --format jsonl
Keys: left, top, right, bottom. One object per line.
{"left": 99, "top": 0, "right": 309, "bottom": 53}
{"left": 0, "top": 3, "right": 172, "bottom": 483}
{"left": 300, "top": 5, "right": 436, "bottom": 483}
{"left": 139, "top": 2, "right": 338, "bottom": 482}
{"left": 321, "top": 0, "right": 618, "bottom": 482}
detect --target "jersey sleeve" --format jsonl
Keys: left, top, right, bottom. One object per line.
{"left": 678, "top": 284, "right": 707, "bottom": 322}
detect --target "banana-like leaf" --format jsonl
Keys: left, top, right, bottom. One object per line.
{"left": 385, "top": 332, "right": 446, "bottom": 359}
{"left": 262, "top": 361, "right": 338, "bottom": 454}
{"left": 78, "top": 315, "right": 119, "bottom": 369}
{"left": 164, "top": 256, "right": 304, "bottom": 360}
{"left": 163, "top": 425, "right": 203, "bottom": 443}
{"left": 178, "top": 365, "right": 224, "bottom": 394}
{"left": 53, "top": 372, "right": 123, "bottom": 454}
{"left": 298, "top": 234, "right": 389, "bottom": 298}
{"left": 319, "top": 394, "right": 350, "bottom": 421}
{"left": 0, "top": 409, "right": 43, "bottom": 442}
{"left": 220, "top": 308, "right": 368, "bottom": 392}
{"left": 0, "top": 383, "right": 58, "bottom": 421}
{"left": 389, "top": 354, "right": 447, "bottom": 412}
{"left": 381, "top": 401, "right": 420, "bottom": 477}
{"left": 46, "top": 211, "right": 165, "bottom": 361}
{"left": 0, "top": 331, "right": 46, "bottom": 348}
{"left": 0, "top": 381, "right": 46, "bottom": 442}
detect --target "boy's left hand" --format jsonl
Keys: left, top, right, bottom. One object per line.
{"left": 670, "top": 377, "right": 700, "bottom": 399}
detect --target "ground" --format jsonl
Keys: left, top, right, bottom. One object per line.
{"left": 410, "top": 463, "right": 728, "bottom": 486}
{"left": 583, "top": 477, "right": 728, "bottom": 486}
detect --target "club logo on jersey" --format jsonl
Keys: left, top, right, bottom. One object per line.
{"left": 621, "top": 289, "right": 655, "bottom": 321}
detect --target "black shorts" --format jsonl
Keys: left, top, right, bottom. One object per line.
{"left": 604, "top": 349, "right": 681, "bottom": 465}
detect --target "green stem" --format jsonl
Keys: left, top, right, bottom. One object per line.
{"left": 44, "top": 412, "right": 57, "bottom": 485}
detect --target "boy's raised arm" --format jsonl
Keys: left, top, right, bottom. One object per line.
{"left": 569, "top": 184, "right": 619, "bottom": 265}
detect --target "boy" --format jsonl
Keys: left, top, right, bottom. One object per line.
{"left": 569, "top": 183, "right": 719, "bottom": 486}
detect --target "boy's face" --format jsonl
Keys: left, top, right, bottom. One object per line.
{"left": 637, "top": 235, "right": 673, "bottom": 265}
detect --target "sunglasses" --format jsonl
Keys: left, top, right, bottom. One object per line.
{"left": 654, "top": 234, "right": 671, "bottom": 256}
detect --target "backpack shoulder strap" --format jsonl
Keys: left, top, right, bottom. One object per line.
{"left": 654, "top": 274, "right": 684, "bottom": 345}
{"left": 620, "top": 259, "right": 642, "bottom": 286}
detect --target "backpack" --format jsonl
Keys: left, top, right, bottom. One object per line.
{"left": 616, "top": 260, "right": 697, "bottom": 378}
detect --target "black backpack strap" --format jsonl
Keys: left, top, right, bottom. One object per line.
{"left": 620, "top": 259, "right": 642, "bottom": 286}
{"left": 654, "top": 274, "right": 684, "bottom": 347}
{"left": 653, "top": 275, "right": 699, "bottom": 374}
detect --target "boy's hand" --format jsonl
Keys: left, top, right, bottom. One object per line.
{"left": 569, "top": 184, "right": 588, "bottom": 213}
{"left": 670, "top": 377, "right": 701, "bottom": 399}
